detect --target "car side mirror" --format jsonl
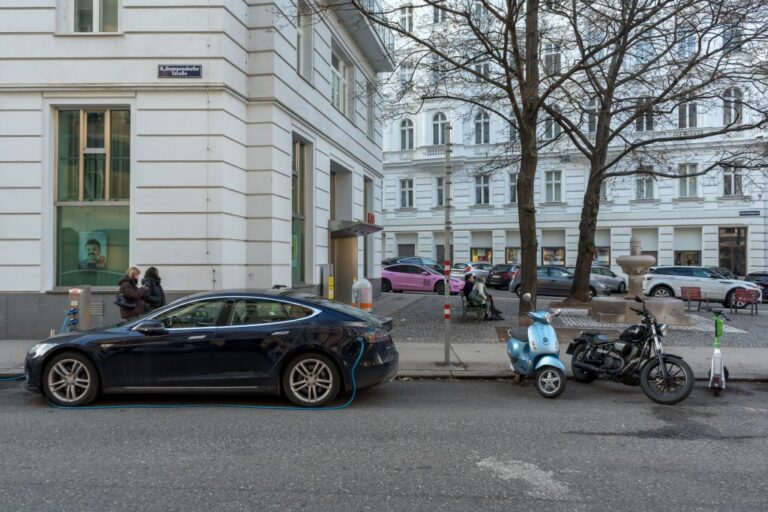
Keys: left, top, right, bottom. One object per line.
{"left": 133, "top": 319, "right": 167, "bottom": 335}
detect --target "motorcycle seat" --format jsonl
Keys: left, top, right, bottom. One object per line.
{"left": 581, "top": 331, "right": 612, "bottom": 345}
{"left": 509, "top": 327, "right": 530, "bottom": 344}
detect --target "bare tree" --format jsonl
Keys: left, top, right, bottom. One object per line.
{"left": 535, "top": 0, "right": 768, "bottom": 301}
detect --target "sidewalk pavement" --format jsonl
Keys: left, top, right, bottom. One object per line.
{"left": 1, "top": 338, "right": 766, "bottom": 381}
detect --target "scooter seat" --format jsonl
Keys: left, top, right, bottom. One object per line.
{"left": 509, "top": 327, "right": 530, "bottom": 344}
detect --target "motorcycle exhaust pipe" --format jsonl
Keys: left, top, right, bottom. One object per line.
{"left": 572, "top": 360, "right": 601, "bottom": 373}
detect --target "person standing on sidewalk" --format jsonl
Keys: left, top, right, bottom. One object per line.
{"left": 117, "top": 267, "right": 147, "bottom": 321}
{"left": 142, "top": 266, "right": 166, "bottom": 313}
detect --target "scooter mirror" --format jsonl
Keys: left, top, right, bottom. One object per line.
{"left": 549, "top": 308, "right": 561, "bottom": 316}
{"left": 522, "top": 292, "right": 532, "bottom": 302}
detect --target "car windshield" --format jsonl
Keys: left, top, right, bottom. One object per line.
{"left": 452, "top": 263, "right": 468, "bottom": 269}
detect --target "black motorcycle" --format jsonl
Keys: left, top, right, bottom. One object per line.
{"left": 566, "top": 296, "right": 694, "bottom": 405}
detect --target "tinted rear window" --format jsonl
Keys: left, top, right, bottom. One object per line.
{"left": 492, "top": 265, "right": 512, "bottom": 271}
{"left": 282, "top": 293, "right": 389, "bottom": 327}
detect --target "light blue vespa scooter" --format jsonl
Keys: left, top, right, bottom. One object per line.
{"left": 506, "top": 293, "right": 567, "bottom": 398}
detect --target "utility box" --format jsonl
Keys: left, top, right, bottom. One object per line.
{"left": 321, "top": 263, "right": 335, "bottom": 300}
{"left": 68, "top": 287, "right": 92, "bottom": 331}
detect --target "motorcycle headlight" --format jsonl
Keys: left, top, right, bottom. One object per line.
{"left": 658, "top": 323, "right": 668, "bottom": 337}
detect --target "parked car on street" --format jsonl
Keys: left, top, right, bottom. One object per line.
{"left": 487, "top": 264, "right": 520, "bottom": 289}
{"left": 382, "top": 256, "right": 442, "bottom": 272}
{"left": 745, "top": 272, "right": 768, "bottom": 301}
{"left": 382, "top": 264, "right": 464, "bottom": 295}
{"left": 565, "top": 265, "right": 626, "bottom": 293}
{"left": 450, "top": 262, "right": 494, "bottom": 279}
{"left": 642, "top": 266, "right": 762, "bottom": 307}
{"left": 25, "top": 289, "right": 398, "bottom": 407}
{"left": 509, "top": 266, "right": 610, "bottom": 298}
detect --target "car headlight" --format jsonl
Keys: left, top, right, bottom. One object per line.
{"left": 28, "top": 342, "right": 56, "bottom": 359}
{"left": 658, "top": 323, "right": 668, "bottom": 337}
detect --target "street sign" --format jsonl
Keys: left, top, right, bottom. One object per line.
{"left": 158, "top": 65, "right": 203, "bottom": 78}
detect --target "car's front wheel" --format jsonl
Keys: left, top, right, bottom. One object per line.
{"left": 283, "top": 353, "right": 341, "bottom": 407}
{"left": 617, "top": 282, "right": 626, "bottom": 294}
{"left": 381, "top": 278, "right": 391, "bottom": 293}
{"left": 434, "top": 281, "right": 445, "bottom": 295}
{"left": 651, "top": 285, "right": 674, "bottom": 298}
{"left": 42, "top": 352, "right": 100, "bottom": 407}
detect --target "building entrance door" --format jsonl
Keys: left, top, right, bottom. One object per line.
{"left": 719, "top": 227, "right": 747, "bottom": 276}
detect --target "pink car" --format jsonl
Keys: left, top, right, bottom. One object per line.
{"left": 382, "top": 264, "right": 464, "bottom": 295}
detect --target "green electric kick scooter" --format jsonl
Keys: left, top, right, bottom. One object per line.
{"left": 708, "top": 309, "right": 730, "bottom": 397}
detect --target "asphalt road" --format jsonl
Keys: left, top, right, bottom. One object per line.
{"left": 1, "top": 379, "right": 767, "bottom": 512}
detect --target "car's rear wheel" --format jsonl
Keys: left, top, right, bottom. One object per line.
{"left": 514, "top": 285, "right": 522, "bottom": 297}
{"left": 42, "top": 352, "right": 99, "bottom": 407}
{"left": 381, "top": 278, "right": 391, "bottom": 293}
{"left": 589, "top": 287, "right": 596, "bottom": 298}
{"left": 283, "top": 353, "right": 341, "bottom": 407}
{"left": 651, "top": 285, "right": 674, "bottom": 298}
{"left": 618, "top": 282, "right": 626, "bottom": 293}
{"left": 434, "top": 281, "right": 445, "bottom": 295}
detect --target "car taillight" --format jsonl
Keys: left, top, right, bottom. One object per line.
{"left": 362, "top": 330, "right": 390, "bottom": 344}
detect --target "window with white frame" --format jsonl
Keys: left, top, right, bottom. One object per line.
{"left": 678, "top": 98, "right": 697, "bottom": 128}
{"left": 474, "top": 62, "right": 490, "bottom": 81}
{"left": 432, "top": 112, "right": 447, "bottom": 145}
{"left": 723, "top": 162, "right": 743, "bottom": 196}
{"left": 509, "top": 172, "right": 518, "bottom": 203}
{"left": 586, "top": 30, "right": 604, "bottom": 63}
{"left": 543, "top": 106, "right": 561, "bottom": 140}
{"left": 635, "top": 29, "right": 655, "bottom": 64}
{"left": 296, "top": 0, "right": 313, "bottom": 79}
{"left": 400, "top": 119, "right": 414, "bottom": 150}
{"left": 599, "top": 180, "right": 608, "bottom": 200}
{"left": 635, "top": 97, "right": 654, "bottom": 132}
{"left": 399, "top": 6, "right": 413, "bottom": 33}
{"left": 72, "top": 0, "right": 119, "bottom": 32}
{"left": 543, "top": 43, "right": 561, "bottom": 75}
{"left": 722, "top": 16, "right": 744, "bottom": 52}
{"left": 474, "top": 112, "right": 490, "bottom": 144}
{"left": 675, "top": 24, "right": 696, "bottom": 60}
{"left": 331, "top": 50, "right": 351, "bottom": 116}
{"left": 723, "top": 87, "right": 743, "bottom": 125}
{"left": 436, "top": 177, "right": 444, "bottom": 206}
{"left": 678, "top": 164, "right": 698, "bottom": 197}
{"left": 544, "top": 170, "right": 562, "bottom": 202}
{"left": 400, "top": 178, "right": 414, "bottom": 208}
{"left": 636, "top": 169, "right": 654, "bottom": 199}
{"left": 586, "top": 96, "right": 598, "bottom": 133}
{"left": 399, "top": 59, "right": 414, "bottom": 84}
{"left": 475, "top": 175, "right": 490, "bottom": 205}
{"left": 433, "top": 5, "right": 447, "bottom": 23}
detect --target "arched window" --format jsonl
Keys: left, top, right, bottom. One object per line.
{"left": 400, "top": 119, "right": 414, "bottom": 150}
{"left": 474, "top": 112, "right": 490, "bottom": 144}
{"left": 723, "top": 88, "right": 743, "bottom": 125}
{"left": 432, "top": 112, "right": 447, "bottom": 145}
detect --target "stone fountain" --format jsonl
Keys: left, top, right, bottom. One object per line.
{"left": 590, "top": 236, "right": 692, "bottom": 324}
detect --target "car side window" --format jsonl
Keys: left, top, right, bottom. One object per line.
{"left": 551, "top": 268, "right": 570, "bottom": 277}
{"left": 691, "top": 268, "right": 712, "bottom": 278}
{"left": 407, "top": 266, "right": 424, "bottom": 274}
{"left": 153, "top": 299, "right": 227, "bottom": 329}
{"left": 226, "top": 299, "right": 313, "bottom": 325}
{"left": 537, "top": 268, "right": 549, "bottom": 277}
{"left": 389, "top": 265, "right": 408, "bottom": 273}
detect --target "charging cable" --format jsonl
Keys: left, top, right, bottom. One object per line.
{"left": 0, "top": 375, "right": 25, "bottom": 382}
{"left": 44, "top": 337, "right": 367, "bottom": 411}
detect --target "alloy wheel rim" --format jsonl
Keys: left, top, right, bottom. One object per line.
{"left": 47, "top": 359, "right": 90, "bottom": 403}
{"left": 655, "top": 288, "right": 670, "bottom": 297}
{"left": 289, "top": 359, "right": 333, "bottom": 403}
{"left": 538, "top": 370, "right": 561, "bottom": 394}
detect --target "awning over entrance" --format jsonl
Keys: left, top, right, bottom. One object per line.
{"left": 329, "top": 219, "right": 382, "bottom": 238}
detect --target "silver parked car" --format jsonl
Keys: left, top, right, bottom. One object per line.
{"left": 566, "top": 265, "right": 626, "bottom": 293}
{"left": 509, "top": 266, "right": 610, "bottom": 298}
{"left": 450, "top": 262, "right": 494, "bottom": 279}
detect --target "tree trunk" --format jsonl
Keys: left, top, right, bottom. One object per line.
{"left": 567, "top": 162, "right": 602, "bottom": 303}
{"left": 517, "top": 142, "right": 538, "bottom": 314}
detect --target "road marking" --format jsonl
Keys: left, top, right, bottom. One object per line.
{"left": 476, "top": 457, "right": 570, "bottom": 500}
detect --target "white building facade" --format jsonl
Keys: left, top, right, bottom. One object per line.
{"left": 381, "top": 4, "right": 767, "bottom": 278}
{"left": 0, "top": 0, "right": 392, "bottom": 337}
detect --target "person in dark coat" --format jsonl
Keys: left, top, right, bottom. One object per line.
{"left": 462, "top": 274, "right": 476, "bottom": 300}
{"left": 118, "top": 267, "right": 147, "bottom": 321}
{"left": 141, "top": 266, "right": 166, "bottom": 313}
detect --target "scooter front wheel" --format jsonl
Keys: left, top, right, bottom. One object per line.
{"left": 534, "top": 367, "right": 566, "bottom": 399}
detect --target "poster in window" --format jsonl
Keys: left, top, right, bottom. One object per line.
{"left": 79, "top": 231, "right": 107, "bottom": 269}
{"left": 471, "top": 248, "right": 493, "bottom": 263}
{"left": 505, "top": 247, "right": 520, "bottom": 264}
{"left": 542, "top": 247, "right": 565, "bottom": 265}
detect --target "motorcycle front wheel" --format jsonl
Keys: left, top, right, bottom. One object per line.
{"left": 534, "top": 367, "right": 566, "bottom": 399}
{"left": 640, "top": 357, "right": 694, "bottom": 405}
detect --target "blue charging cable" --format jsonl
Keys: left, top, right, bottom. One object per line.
{"left": 42, "top": 337, "right": 366, "bottom": 411}
{"left": 0, "top": 375, "right": 25, "bottom": 382}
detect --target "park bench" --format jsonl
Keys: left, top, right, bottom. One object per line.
{"left": 460, "top": 294, "right": 484, "bottom": 322}
{"left": 680, "top": 286, "right": 706, "bottom": 311}
{"left": 730, "top": 288, "right": 760, "bottom": 316}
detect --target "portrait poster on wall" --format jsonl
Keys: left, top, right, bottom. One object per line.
{"left": 79, "top": 231, "right": 108, "bottom": 269}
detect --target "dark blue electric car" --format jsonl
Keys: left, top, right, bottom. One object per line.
{"left": 25, "top": 290, "right": 398, "bottom": 407}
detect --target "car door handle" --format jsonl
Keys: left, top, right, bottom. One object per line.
{"left": 187, "top": 335, "right": 207, "bottom": 340}
{"left": 271, "top": 330, "right": 290, "bottom": 336}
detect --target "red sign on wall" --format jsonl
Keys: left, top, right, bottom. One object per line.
{"left": 367, "top": 212, "right": 376, "bottom": 224}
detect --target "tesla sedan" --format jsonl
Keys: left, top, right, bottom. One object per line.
{"left": 25, "top": 290, "right": 398, "bottom": 407}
